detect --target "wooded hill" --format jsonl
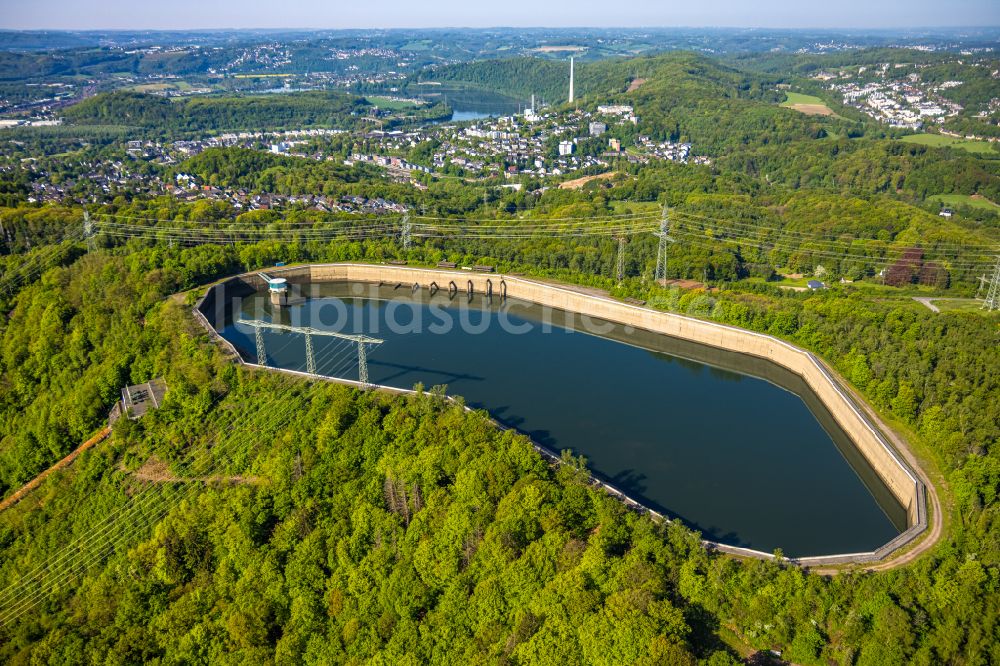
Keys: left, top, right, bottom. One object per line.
{"left": 0, "top": 236, "right": 995, "bottom": 663}
{"left": 62, "top": 91, "right": 453, "bottom": 136}
{"left": 64, "top": 91, "right": 368, "bottom": 134}
{"left": 415, "top": 52, "right": 860, "bottom": 153}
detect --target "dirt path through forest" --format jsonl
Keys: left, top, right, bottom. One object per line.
{"left": 0, "top": 427, "right": 111, "bottom": 513}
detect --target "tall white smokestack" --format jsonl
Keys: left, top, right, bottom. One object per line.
{"left": 568, "top": 57, "right": 575, "bottom": 103}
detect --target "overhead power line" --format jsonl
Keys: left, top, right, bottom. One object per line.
{"left": 0, "top": 373, "right": 324, "bottom": 629}
{"left": 77, "top": 208, "right": 1000, "bottom": 276}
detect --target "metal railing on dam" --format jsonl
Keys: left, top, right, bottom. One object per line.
{"left": 192, "top": 262, "right": 929, "bottom": 567}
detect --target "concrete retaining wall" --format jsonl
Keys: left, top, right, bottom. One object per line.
{"left": 194, "top": 263, "right": 927, "bottom": 565}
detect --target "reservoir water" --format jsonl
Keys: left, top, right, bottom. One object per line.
{"left": 414, "top": 83, "right": 525, "bottom": 120}
{"left": 217, "top": 282, "right": 905, "bottom": 557}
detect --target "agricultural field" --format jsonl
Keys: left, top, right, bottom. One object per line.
{"left": 401, "top": 40, "right": 433, "bottom": 51}
{"left": 364, "top": 95, "right": 422, "bottom": 110}
{"left": 780, "top": 92, "right": 836, "bottom": 116}
{"left": 128, "top": 81, "right": 195, "bottom": 93}
{"left": 899, "top": 132, "right": 999, "bottom": 156}
{"left": 930, "top": 193, "right": 1000, "bottom": 211}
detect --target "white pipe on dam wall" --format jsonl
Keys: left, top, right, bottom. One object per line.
{"left": 193, "top": 263, "right": 928, "bottom": 565}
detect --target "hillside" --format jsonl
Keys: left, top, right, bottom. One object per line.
{"left": 418, "top": 52, "right": 857, "bottom": 154}
{"left": 730, "top": 49, "right": 1000, "bottom": 139}
{"left": 719, "top": 138, "right": 1000, "bottom": 202}
{"left": 0, "top": 243, "right": 995, "bottom": 663}
{"left": 0, "top": 365, "right": 710, "bottom": 664}
{"left": 417, "top": 52, "right": 757, "bottom": 109}
{"left": 63, "top": 91, "right": 371, "bottom": 134}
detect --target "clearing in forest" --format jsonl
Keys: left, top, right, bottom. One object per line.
{"left": 131, "top": 456, "right": 262, "bottom": 485}
{"left": 930, "top": 193, "right": 1000, "bottom": 210}
{"left": 559, "top": 171, "right": 618, "bottom": 189}
{"left": 901, "top": 133, "right": 998, "bottom": 156}
{"left": 627, "top": 78, "right": 647, "bottom": 92}
{"left": 780, "top": 92, "right": 836, "bottom": 116}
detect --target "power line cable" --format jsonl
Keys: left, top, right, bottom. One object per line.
{"left": 0, "top": 378, "right": 324, "bottom": 627}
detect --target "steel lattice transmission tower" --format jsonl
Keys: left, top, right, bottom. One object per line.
{"left": 305, "top": 333, "right": 316, "bottom": 375}
{"left": 615, "top": 235, "right": 627, "bottom": 285}
{"left": 401, "top": 214, "right": 412, "bottom": 250}
{"left": 254, "top": 326, "right": 268, "bottom": 367}
{"left": 238, "top": 318, "right": 383, "bottom": 384}
{"left": 83, "top": 211, "right": 94, "bottom": 252}
{"left": 654, "top": 206, "right": 674, "bottom": 283}
{"left": 983, "top": 255, "right": 1000, "bottom": 312}
{"left": 357, "top": 340, "right": 370, "bottom": 387}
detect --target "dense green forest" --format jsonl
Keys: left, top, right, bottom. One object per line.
{"left": 0, "top": 238, "right": 996, "bottom": 663}
{"left": 418, "top": 52, "right": 776, "bottom": 112}
{"left": 64, "top": 91, "right": 368, "bottom": 134}
{"left": 62, "top": 91, "right": 450, "bottom": 137}
{"left": 718, "top": 138, "right": 1000, "bottom": 201}
{"left": 0, "top": 48, "right": 227, "bottom": 81}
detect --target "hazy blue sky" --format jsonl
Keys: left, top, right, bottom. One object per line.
{"left": 2, "top": 0, "right": 998, "bottom": 30}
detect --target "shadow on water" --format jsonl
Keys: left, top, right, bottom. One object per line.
{"left": 369, "top": 359, "right": 486, "bottom": 386}
{"left": 480, "top": 404, "right": 562, "bottom": 451}
{"left": 609, "top": 467, "right": 649, "bottom": 497}
{"left": 486, "top": 405, "right": 758, "bottom": 548}
{"left": 579, "top": 462, "right": 753, "bottom": 548}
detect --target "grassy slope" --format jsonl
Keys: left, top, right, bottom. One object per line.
{"left": 899, "top": 133, "right": 998, "bottom": 156}
{"left": 780, "top": 92, "right": 827, "bottom": 106}
{"left": 929, "top": 193, "right": 1000, "bottom": 210}
{"left": 365, "top": 95, "right": 420, "bottom": 110}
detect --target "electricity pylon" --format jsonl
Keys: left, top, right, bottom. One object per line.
{"left": 615, "top": 235, "right": 628, "bottom": 285}
{"left": 305, "top": 333, "right": 316, "bottom": 374}
{"left": 238, "top": 319, "right": 383, "bottom": 384}
{"left": 83, "top": 211, "right": 93, "bottom": 252}
{"left": 254, "top": 326, "right": 268, "bottom": 366}
{"left": 983, "top": 255, "right": 1000, "bottom": 312}
{"left": 654, "top": 205, "right": 674, "bottom": 283}
{"left": 358, "top": 340, "right": 369, "bottom": 386}
{"left": 401, "top": 214, "right": 411, "bottom": 250}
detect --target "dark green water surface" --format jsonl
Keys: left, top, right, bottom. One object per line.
{"left": 217, "top": 282, "right": 905, "bottom": 556}
{"left": 416, "top": 83, "right": 525, "bottom": 120}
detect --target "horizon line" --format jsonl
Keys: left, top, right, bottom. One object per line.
{"left": 2, "top": 25, "right": 999, "bottom": 33}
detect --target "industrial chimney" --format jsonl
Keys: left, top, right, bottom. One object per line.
{"left": 568, "top": 57, "right": 575, "bottom": 103}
